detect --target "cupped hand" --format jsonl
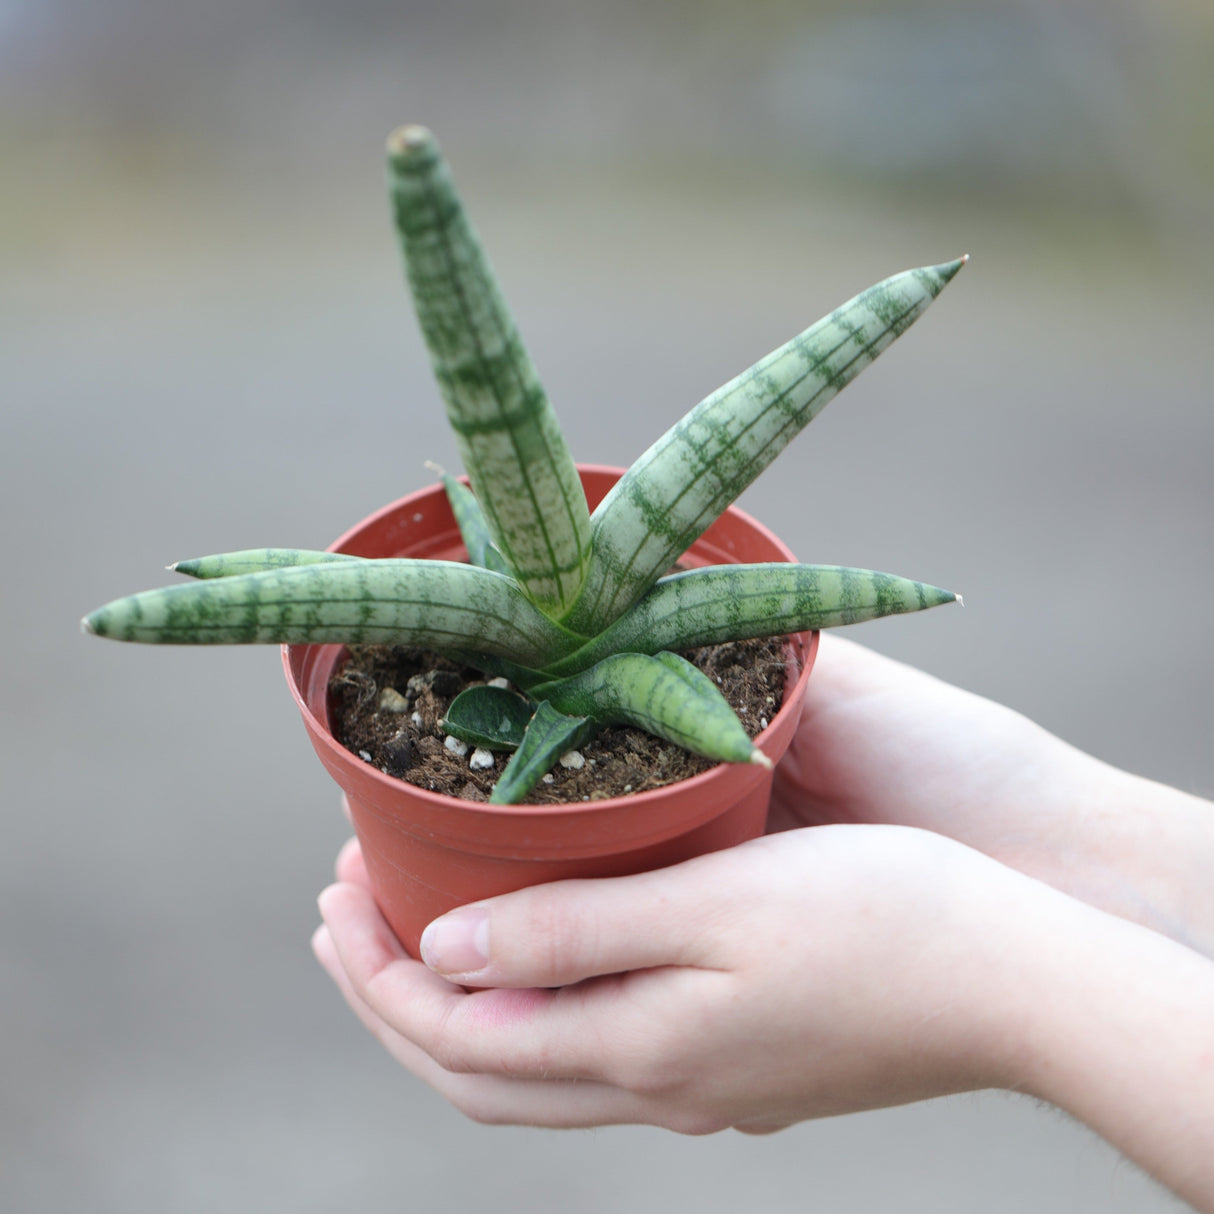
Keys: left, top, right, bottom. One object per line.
{"left": 770, "top": 635, "right": 1210, "bottom": 952}
{"left": 770, "top": 634, "right": 1100, "bottom": 837}
{"left": 314, "top": 825, "right": 1047, "bottom": 1133}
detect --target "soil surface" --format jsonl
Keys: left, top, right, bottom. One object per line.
{"left": 329, "top": 638, "right": 789, "bottom": 804}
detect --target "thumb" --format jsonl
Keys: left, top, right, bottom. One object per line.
{"left": 418, "top": 857, "right": 731, "bottom": 988}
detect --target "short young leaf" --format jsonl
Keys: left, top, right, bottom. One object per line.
{"left": 490, "top": 702, "right": 595, "bottom": 804}
{"left": 442, "top": 685, "right": 535, "bottom": 751}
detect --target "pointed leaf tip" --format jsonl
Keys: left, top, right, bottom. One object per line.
{"left": 935, "top": 255, "right": 969, "bottom": 284}
{"left": 385, "top": 124, "right": 436, "bottom": 162}
{"left": 750, "top": 748, "right": 773, "bottom": 771}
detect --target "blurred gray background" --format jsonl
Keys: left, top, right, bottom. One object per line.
{"left": 3, "top": 1, "right": 1212, "bottom": 1210}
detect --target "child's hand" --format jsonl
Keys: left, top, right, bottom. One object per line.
{"left": 315, "top": 824, "right": 1044, "bottom": 1133}
{"left": 771, "top": 635, "right": 1214, "bottom": 956}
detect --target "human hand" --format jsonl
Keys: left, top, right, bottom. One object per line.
{"left": 772, "top": 635, "right": 1214, "bottom": 955}
{"left": 314, "top": 824, "right": 1044, "bottom": 1133}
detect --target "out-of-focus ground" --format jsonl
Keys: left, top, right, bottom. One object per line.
{"left": 2, "top": 3, "right": 1211, "bottom": 1211}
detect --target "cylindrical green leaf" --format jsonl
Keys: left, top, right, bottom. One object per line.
{"left": 562, "top": 258, "right": 967, "bottom": 635}
{"left": 387, "top": 125, "right": 591, "bottom": 617}
{"left": 532, "top": 651, "right": 758, "bottom": 765}
{"left": 439, "top": 475, "right": 514, "bottom": 577}
{"left": 546, "top": 563, "right": 958, "bottom": 676}
{"left": 172, "top": 549, "right": 362, "bottom": 579}
{"left": 83, "top": 559, "right": 582, "bottom": 667}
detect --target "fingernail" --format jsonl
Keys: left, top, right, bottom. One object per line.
{"left": 420, "top": 905, "right": 489, "bottom": 975}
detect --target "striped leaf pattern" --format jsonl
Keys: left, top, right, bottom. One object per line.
{"left": 387, "top": 125, "right": 591, "bottom": 618}
{"left": 546, "top": 564, "right": 957, "bottom": 676}
{"left": 563, "top": 258, "right": 967, "bottom": 635}
{"left": 83, "top": 560, "right": 582, "bottom": 667}
{"left": 531, "top": 651, "right": 763, "bottom": 766}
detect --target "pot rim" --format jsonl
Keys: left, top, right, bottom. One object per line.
{"left": 281, "top": 464, "right": 818, "bottom": 820}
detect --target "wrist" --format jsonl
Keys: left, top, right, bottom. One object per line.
{"left": 1050, "top": 760, "right": 1214, "bottom": 957}
{"left": 1005, "top": 892, "right": 1214, "bottom": 1209}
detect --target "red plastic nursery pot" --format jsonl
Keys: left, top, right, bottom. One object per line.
{"left": 284, "top": 465, "right": 819, "bottom": 957}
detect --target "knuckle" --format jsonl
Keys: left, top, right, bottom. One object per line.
{"left": 609, "top": 1036, "right": 690, "bottom": 1098}
{"left": 453, "top": 1091, "right": 513, "bottom": 1126}
{"left": 633, "top": 1015, "right": 698, "bottom": 1088}
{"left": 664, "top": 1108, "right": 729, "bottom": 1137}
{"left": 425, "top": 1010, "right": 478, "bottom": 1076}
{"left": 514, "top": 889, "right": 596, "bottom": 985}
{"left": 499, "top": 1039, "right": 559, "bottom": 1081}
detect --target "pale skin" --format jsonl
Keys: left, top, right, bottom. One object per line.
{"left": 313, "top": 634, "right": 1214, "bottom": 1211}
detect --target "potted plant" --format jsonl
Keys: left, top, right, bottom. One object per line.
{"left": 84, "top": 125, "right": 964, "bottom": 954}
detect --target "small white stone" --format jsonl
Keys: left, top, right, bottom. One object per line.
{"left": 358, "top": 750, "right": 373, "bottom": 762}
{"left": 411, "top": 711, "right": 423, "bottom": 726}
{"left": 377, "top": 687, "right": 410, "bottom": 713}
{"left": 487, "top": 677, "right": 510, "bottom": 689}
{"left": 559, "top": 749, "right": 585, "bottom": 770}
{"left": 444, "top": 735, "right": 468, "bottom": 756}
{"left": 469, "top": 747, "right": 494, "bottom": 771}
{"left": 759, "top": 716, "right": 769, "bottom": 730}
{"left": 542, "top": 774, "right": 554, "bottom": 784}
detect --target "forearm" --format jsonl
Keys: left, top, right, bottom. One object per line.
{"left": 1008, "top": 889, "right": 1214, "bottom": 1211}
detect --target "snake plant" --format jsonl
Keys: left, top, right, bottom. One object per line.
{"left": 84, "top": 124, "right": 965, "bottom": 804}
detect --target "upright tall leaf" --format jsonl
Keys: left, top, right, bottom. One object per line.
{"left": 562, "top": 258, "right": 967, "bottom": 635}
{"left": 386, "top": 125, "right": 591, "bottom": 619}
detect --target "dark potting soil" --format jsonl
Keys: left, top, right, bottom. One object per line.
{"left": 328, "top": 638, "right": 789, "bottom": 804}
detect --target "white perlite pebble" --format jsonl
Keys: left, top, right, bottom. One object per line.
{"left": 559, "top": 750, "right": 585, "bottom": 769}
{"left": 444, "top": 735, "right": 468, "bottom": 756}
{"left": 469, "top": 747, "right": 494, "bottom": 771}
{"left": 411, "top": 711, "right": 423, "bottom": 726}
{"left": 377, "top": 688, "right": 410, "bottom": 713}
{"left": 542, "top": 774, "right": 554, "bottom": 784}
{"left": 487, "top": 677, "right": 510, "bottom": 689}
{"left": 759, "top": 716, "right": 769, "bottom": 730}
{"left": 358, "top": 750, "right": 373, "bottom": 762}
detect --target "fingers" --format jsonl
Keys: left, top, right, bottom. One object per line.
{"left": 328, "top": 828, "right": 741, "bottom": 990}
{"left": 334, "top": 835, "right": 369, "bottom": 886}
{"left": 418, "top": 852, "right": 740, "bottom": 987}
{"left": 313, "top": 918, "right": 667, "bottom": 1129}
{"left": 317, "top": 880, "right": 628, "bottom": 1084}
